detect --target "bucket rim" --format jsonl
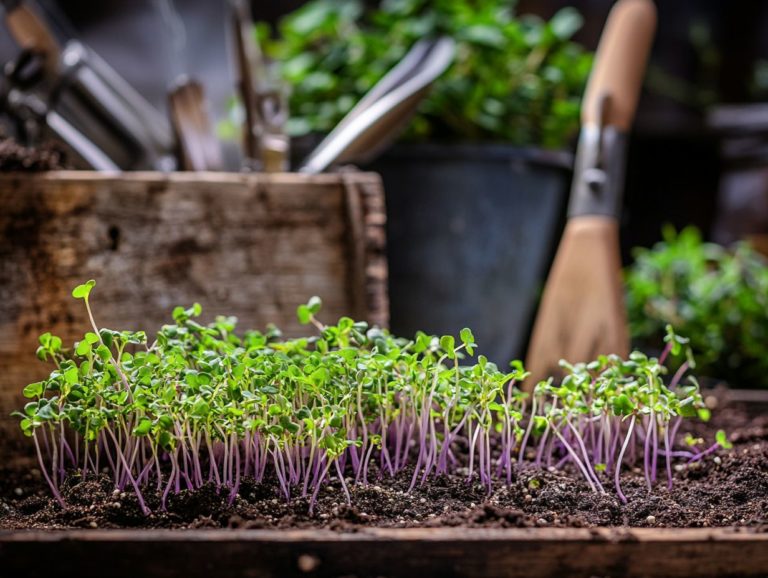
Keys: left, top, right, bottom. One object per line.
{"left": 376, "top": 142, "right": 574, "bottom": 170}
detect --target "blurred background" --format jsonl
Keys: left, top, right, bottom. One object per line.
{"left": 3, "top": 0, "right": 768, "bottom": 387}
{"left": 9, "top": 0, "right": 764, "bottom": 254}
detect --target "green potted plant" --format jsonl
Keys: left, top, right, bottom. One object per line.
{"left": 260, "top": 0, "right": 594, "bottom": 364}
{"left": 625, "top": 226, "right": 768, "bottom": 388}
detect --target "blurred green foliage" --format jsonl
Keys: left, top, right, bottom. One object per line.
{"left": 259, "top": 0, "right": 593, "bottom": 148}
{"left": 625, "top": 226, "right": 768, "bottom": 388}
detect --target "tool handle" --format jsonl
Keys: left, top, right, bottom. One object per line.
{"left": 581, "top": 0, "right": 656, "bottom": 130}
{"left": 4, "top": 1, "right": 60, "bottom": 77}
{"left": 230, "top": 0, "right": 261, "bottom": 161}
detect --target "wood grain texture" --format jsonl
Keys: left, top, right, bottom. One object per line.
{"left": 168, "top": 81, "right": 223, "bottom": 172}
{"left": 0, "top": 171, "right": 388, "bottom": 455}
{"left": 581, "top": 0, "right": 656, "bottom": 130}
{"left": 0, "top": 527, "right": 766, "bottom": 578}
{"left": 525, "top": 216, "right": 629, "bottom": 388}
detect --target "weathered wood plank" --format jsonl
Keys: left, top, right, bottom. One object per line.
{"left": 0, "top": 527, "right": 765, "bottom": 578}
{"left": 0, "top": 171, "right": 387, "bottom": 453}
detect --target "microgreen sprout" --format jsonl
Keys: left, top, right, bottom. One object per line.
{"left": 520, "top": 326, "right": 725, "bottom": 503}
{"left": 16, "top": 283, "right": 728, "bottom": 514}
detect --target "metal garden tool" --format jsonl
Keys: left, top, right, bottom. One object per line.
{"left": 1, "top": 0, "right": 175, "bottom": 170}
{"left": 231, "top": 0, "right": 289, "bottom": 172}
{"left": 54, "top": 41, "right": 176, "bottom": 169}
{"left": 1, "top": 48, "right": 119, "bottom": 170}
{"left": 299, "top": 37, "right": 455, "bottom": 174}
{"left": 524, "top": 0, "right": 657, "bottom": 388}
{"left": 168, "top": 77, "right": 223, "bottom": 171}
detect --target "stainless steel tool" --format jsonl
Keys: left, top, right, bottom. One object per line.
{"left": 2, "top": 48, "right": 119, "bottom": 170}
{"left": 298, "top": 37, "right": 455, "bottom": 174}
{"left": 1, "top": 0, "right": 176, "bottom": 170}
{"left": 55, "top": 41, "right": 176, "bottom": 169}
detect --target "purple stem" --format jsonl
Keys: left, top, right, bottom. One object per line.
{"left": 663, "top": 422, "right": 673, "bottom": 490}
{"left": 552, "top": 427, "right": 598, "bottom": 493}
{"left": 33, "top": 431, "right": 65, "bottom": 508}
{"left": 615, "top": 415, "right": 636, "bottom": 504}
{"left": 687, "top": 442, "right": 722, "bottom": 462}
{"left": 643, "top": 415, "right": 653, "bottom": 491}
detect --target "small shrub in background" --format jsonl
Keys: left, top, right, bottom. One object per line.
{"left": 625, "top": 226, "right": 768, "bottom": 388}
{"left": 259, "top": 0, "right": 593, "bottom": 148}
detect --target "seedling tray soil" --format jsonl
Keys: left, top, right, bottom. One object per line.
{"left": 0, "top": 139, "right": 66, "bottom": 171}
{"left": 1, "top": 390, "right": 765, "bottom": 578}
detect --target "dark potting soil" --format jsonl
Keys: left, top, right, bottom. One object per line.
{"left": 0, "top": 400, "right": 766, "bottom": 532}
{"left": 0, "top": 138, "right": 67, "bottom": 171}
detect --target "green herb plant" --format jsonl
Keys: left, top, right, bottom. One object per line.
{"left": 252, "top": 0, "right": 593, "bottom": 148}
{"left": 17, "top": 281, "right": 725, "bottom": 514}
{"left": 521, "top": 327, "right": 717, "bottom": 503}
{"left": 626, "top": 226, "right": 768, "bottom": 388}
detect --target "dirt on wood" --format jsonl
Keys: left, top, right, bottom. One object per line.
{"left": 0, "top": 138, "right": 67, "bottom": 171}
{"left": 0, "top": 399, "right": 766, "bottom": 532}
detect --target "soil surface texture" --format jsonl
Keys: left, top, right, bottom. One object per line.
{"left": 1, "top": 398, "right": 766, "bottom": 532}
{"left": 0, "top": 138, "right": 67, "bottom": 171}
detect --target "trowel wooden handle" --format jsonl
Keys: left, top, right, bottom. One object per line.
{"left": 581, "top": 0, "right": 656, "bottom": 131}
{"left": 5, "top": 2, "right": 61, "bottom": 77}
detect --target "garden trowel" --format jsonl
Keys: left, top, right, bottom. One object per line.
{"left": 299, "top": 37, "right": 455, "bottom": 174}
{"left": 524, "top": 0, "right": 657, "bottom": 389}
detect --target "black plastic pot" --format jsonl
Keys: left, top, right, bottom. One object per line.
{"left": 370, "top": 143, "right": 573, "bottom": 366}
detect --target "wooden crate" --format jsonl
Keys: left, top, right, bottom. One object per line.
{"left": 0, "top": 171, "right": 388, "bottom": 455}
{"left": 0, "top": 527, "right": 766, "bottom": 578}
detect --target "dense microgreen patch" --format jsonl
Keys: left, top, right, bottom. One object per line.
{"left": 522, "top": 326, "right": 718, "bottom": 503}
{"left": 254, "top": 0, "right": 592, "bottom": 147}
{"left": 17, "top": 282, "right": 726, "bottom": 514}
{"left": 626, "top": 226, "right": 768, "bottom": 388}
